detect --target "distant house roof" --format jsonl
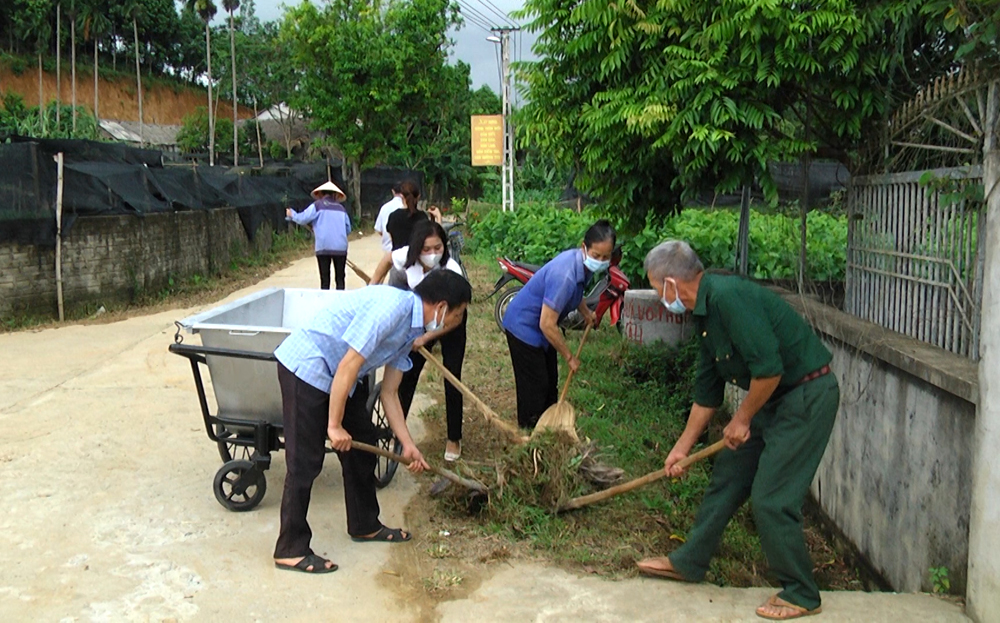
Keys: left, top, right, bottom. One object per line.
{"left": 99, "top": 120, "right": 181, "bottom": 147}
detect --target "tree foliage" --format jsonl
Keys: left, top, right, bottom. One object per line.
{"left": 516, "top": 0, "right": 958, "bottom": 212}
{"left": 282, "top": 0, "right": 461, "bottom": 207}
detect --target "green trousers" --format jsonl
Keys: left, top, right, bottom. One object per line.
{"left": 669, "top": 373, "right": 839, "bottom": 611}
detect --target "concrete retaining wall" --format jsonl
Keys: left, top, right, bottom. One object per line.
{"left": 723, "top": 292, "right": 976, "bottom": 594}
{"left": 0, "top": 209, "right": 274, "bottom": 320}
{"left": 789, "top": 294, "right": 976, "bottom": 594}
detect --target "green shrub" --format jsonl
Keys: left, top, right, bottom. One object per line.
{"left": 469, "top": 204, "right": 848, "bottom": 283}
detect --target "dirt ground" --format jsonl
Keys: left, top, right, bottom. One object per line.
{"left": 0, "top": 233, "right": 971, "bottom": 622}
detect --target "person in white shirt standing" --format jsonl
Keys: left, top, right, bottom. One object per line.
{"left": 373, "top": 182, "right": 405, "bottom": 253}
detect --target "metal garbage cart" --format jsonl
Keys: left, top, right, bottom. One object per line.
{"left": 169, "top": 287, "right": 402, "bottom": 512}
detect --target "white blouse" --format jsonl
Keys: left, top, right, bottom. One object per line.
{"left": 391, "top": 247, "right": 464, "bottom": 290}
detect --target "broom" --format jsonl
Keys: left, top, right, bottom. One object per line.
{"left": 346, "top": 258, "right": 373, "bottom": 284}
{"left": 532, "top": 322, "right": 593, "bottom": 442}
{"left": 558, "top": 439, "right": 726, "bottom": 512}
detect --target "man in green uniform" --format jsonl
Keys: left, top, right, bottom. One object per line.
{"left": 636, "top": 240, "right": 840, "bottom": 621}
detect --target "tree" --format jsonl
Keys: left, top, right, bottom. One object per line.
{"left": 389, "top": 62, "right": 501, "bottom": 199}
{"left": 79, "top": 0, "right": 111, "bottom": 124}
{"left": 125, "top": 0, "right": 143, "bottom": 146}
{"left": 190, "top": 0, "right": 219, "bottom": 165}
{"left": 67, "top": 0, "right": 78, "bottom": 133}
{"left": 55, "top": 2, "right": 61, "bottom": 127}
{"left": 223, "top": 0, "right": 240, "bottom": 165}
{"left": 17, "top": 0, "right": 52, "bottom": 117}
{"left": 516, "top": 0, "right": 956, "bottom": 214}
{"left": 283, "top": 0, "right": 460, "bottom": 212}
{"left": 241, "top": 20, "right": 299, "bottom": 159}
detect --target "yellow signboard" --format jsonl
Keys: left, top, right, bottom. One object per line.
{"left": 471, "top": 115, "right": 503, "bottom": 166}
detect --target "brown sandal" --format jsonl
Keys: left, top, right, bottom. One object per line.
{"left": 756, "top": 595, "right": 822, "bottom": 620}
{"left": 636, "top": 557, "right": 690, "bottom": 582}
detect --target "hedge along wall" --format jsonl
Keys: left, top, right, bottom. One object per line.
{"left": 0, "top": 208, "right": 276, "bottom": 321}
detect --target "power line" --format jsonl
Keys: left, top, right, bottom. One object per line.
{"left": 468, "top": 0, "right": 517, "bottom": 28}
{"left": 456, "top": 3, "right": 493, "bottom": 34}
{"left": 457, "top": 0, "right": 497, "bottom": 31}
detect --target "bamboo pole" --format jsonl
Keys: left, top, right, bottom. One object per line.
{"left": 54, "top": 152, "right": 65, "bottom": 322}
{"left": 559, "top": 440, "right": 727, "bottom": 512}
{"left": 350, "top": 441, "right": 487, "bottom": 493}
{"left": 418, "top": 346, "right": 528, "bottom": 443}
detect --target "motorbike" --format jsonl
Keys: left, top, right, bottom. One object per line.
{"left": 486, "top": 246, "right": 631, "bottom": 332}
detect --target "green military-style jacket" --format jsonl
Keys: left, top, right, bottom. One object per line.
{"left": 692, "top": 273, "right": 832, "bottom": 409}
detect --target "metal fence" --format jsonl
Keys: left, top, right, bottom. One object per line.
{"left": 846, "top": 167, "right": 986, "bottom": 360}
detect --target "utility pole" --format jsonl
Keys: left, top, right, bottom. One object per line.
{"left": 492, "top": 26, "right": 519, "bottom": 213}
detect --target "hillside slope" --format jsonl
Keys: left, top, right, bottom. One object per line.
{"left": 0, "top": 60, "right": 253, "bottom": 125}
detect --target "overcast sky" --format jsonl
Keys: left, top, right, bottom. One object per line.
{"left": 235, "top": 0, "right": 537, "bottom": 97}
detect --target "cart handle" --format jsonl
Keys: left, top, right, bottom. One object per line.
{"left": 168, "top": 342, "right": 278, "bottom": 362}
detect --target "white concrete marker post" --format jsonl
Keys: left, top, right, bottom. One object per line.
{"left": 968, "top": 80, "right": 1000, "bottom": 623}
{"left": 54, "top": 152, "right": 65, "bottom": 323}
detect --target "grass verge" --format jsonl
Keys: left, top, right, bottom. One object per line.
{"left": 394, "top": 252, "right": 867, "bottom": 604}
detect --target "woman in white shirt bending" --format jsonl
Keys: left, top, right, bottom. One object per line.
{"left": 372, "top": 221, "right": 468, "bottom": 462}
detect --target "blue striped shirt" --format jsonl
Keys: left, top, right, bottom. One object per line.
{"left": 274, "top": 286, "right": 425, "bottom": 393}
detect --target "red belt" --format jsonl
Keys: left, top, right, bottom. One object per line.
{"left": 795, "top": 365, "right": 830, "bottom": 386}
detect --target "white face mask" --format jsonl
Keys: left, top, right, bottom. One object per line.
{"left": 424, "top": 305, "right": 447, "bottom": 332}
{"left": 420, "top": 253, "right": 443, "bottom": 269}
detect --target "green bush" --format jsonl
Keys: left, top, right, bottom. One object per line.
{"left": 469, "top": 204, "right": 848, "bottom": 283}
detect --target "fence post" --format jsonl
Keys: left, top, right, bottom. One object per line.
{"left": 968, "top": 80, "right": 1000, "bottom": 622}
{"left": 54, "top": 152, "right": 65, "bottom": 322}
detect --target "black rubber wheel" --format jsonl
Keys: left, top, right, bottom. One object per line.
{"left": 216, "top": 424, "right": 254, "bottom": 463}
{"left": 493, "top": 285, "right": 522, "bottom": 331}
{"left": 213, "top": 459, "right": 266, "bottom": 512}
{"left": 367, "top": 381, "right": 402, "bottom": 488}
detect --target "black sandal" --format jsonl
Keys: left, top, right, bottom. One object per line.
{"left": 351, "top": 525, "right": 412, "bottom": 543}
{"left": 274, "top": 554, "right": 338, "bottom": 574}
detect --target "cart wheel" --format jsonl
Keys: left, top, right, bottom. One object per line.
{"left": 216, "top": 425, "right": 254, "bottom": 463}
{"left": 213, "top": 460, "right": 267, "bottom": 512}
{"left": 367, "top": 381, "right": 402, "bottom": 488}
{"left": 494, "top": 286, "right": 522, "bottom": 332}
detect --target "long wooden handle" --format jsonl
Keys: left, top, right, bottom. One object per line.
{"left": 558, "top": 439, "right": 727, "bottom": 512}
{"left": 346, "top": 259, "right": 372, "bottom": 284}
{"left": 417, "top": 346, "right": 527, "bottom": 442}
{"left": 351, "top": 440, "right": 488, "bottom": 493}
{"left": 558, "top": 323, "right": 592, "bottom": 403}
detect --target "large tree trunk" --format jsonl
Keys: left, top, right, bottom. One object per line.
{"left": 229, "top": 11, "right": 238, "bottom": 166}
{"left": 206, "top": 21, "right": 214, "bottom": 166}
{"left": 93, "top": 39, "right": 99, "bottom": 123}
{"left": 133, "top": 17, "right": 143, "bottom": 147}
{"left": 71, "top": 14, "right": 76, "bottom": 134}
{"left": 56, "top": 4, "right": 61, "bottom": 128}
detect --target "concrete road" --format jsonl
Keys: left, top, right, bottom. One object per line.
{"left": 0, "top": 232, "right": 971, "bottom": 622}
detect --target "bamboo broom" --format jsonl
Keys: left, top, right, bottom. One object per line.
{"left": 532, "top": 323, "right": 593, "bottom": 442}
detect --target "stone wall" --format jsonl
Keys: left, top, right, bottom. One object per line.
{"left": 0, "top": 209, "right": 273, "bottom": 320}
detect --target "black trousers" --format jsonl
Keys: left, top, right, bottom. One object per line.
{"left": 317, "top": 254, "right": 347, "bottom": 290}
{"left": 398, "top": 311, "right": 467, "bottom": 441}
{"left": 505, "top": 330, "right": 558, "bottom": 428}
{"left": 274, "top": 363, "right": 381, "bottom": 559}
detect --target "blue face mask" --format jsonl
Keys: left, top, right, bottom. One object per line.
{"left": 661, "top": 278, "right": 687, "bottom": 315}
{"left": 582, "top": 251, "right": 610, "bottom": 273}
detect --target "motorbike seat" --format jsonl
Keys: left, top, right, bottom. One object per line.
{"left": 510, "top": 260, "right": 542, "bottom": 273}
